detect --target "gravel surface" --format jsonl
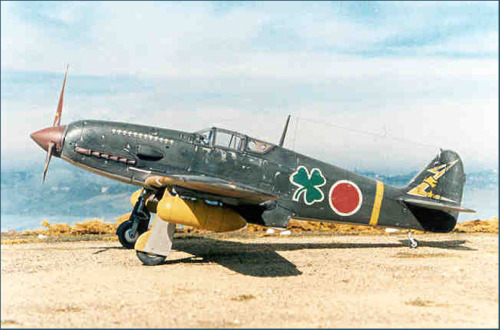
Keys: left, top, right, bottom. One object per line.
{"left": 1, "top": 233, "right": 498, "bottom": 328}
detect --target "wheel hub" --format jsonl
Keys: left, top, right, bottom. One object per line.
{"left": 124, "top": 228, "right": 138, "bottom": 242}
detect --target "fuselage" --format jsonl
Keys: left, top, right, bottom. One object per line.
{"left": 58, "top": 119, "right": 425, "bottom": 231}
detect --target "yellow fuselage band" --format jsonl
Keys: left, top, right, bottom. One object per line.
{"left": 369, "top": 181, "right": 384, "bottom": 226}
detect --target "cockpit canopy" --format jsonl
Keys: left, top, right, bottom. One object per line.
{"left": 195, "top": 127, "right": 274, "bottom": 154}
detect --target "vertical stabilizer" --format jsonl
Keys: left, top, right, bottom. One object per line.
{"left": 401, "top": 149, "right": 468, "bottom": 232}
{"left": 404, "top": 149, "right": 466, "bottom": 205}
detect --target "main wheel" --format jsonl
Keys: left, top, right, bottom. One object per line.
{"left": 116, "top": 220, "right": 139, "bottom": 249}
{"left": 137, "top": 251, "right": 166, "bottom": 266}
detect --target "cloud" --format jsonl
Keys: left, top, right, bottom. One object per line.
{"left": 1, "top": 2, "right": 497, "bottom": 74}
{"left": 1, "top": 1, "right": 498, "bottom": 173}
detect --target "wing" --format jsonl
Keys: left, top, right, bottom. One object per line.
{"left": 145, "top": 174, "right": 278, "bottom": 204}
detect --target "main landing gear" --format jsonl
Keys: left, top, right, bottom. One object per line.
{"left": 116, "top": 189, "right": 151, "bottom": 249}
{"left": 408, "top": 230, "right": 419, "bottom": 249}
{"left": 136, "top": 219, "right": 176, "bottom": 266}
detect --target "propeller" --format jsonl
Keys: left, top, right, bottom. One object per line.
{"left": 53, "top": 64, "right": 68, "bottom": 127}
{"left": 42, "top": 142, "right": 55, "bottom": 184}
{"left": 30, "top": 65, "right": 69, "bottom": 184}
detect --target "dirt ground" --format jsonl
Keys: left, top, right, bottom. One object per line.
{"left": 1, "top": 233, "right": 498, "bottom": 328}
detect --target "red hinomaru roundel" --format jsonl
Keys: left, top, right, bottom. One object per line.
{"left": 328, "top": 180, "right": 363, "bottom": 216}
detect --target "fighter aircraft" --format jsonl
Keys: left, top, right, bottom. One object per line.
{"left": 30, "top": 68, "right": 475, "bottom": 265}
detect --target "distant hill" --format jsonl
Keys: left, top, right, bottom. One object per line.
{"left": 1, "top": 161, "right": 497, "bottom": 221}
{"left": 1, "top": 162, "right": 136, "bottom": 217}
{"left": 359, "top": 169, "right": 498, "bottom": 190}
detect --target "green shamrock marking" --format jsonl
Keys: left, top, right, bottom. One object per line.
{"left": 289, "top": 166, "right": 326, "bottom": 205}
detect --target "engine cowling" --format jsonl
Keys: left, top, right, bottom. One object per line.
{"left": 157, "top": 191, "right": 247, "bottom": 232}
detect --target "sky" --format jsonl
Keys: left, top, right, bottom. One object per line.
{"left": 1, "top": 1, "right": 498, "bottom": 174}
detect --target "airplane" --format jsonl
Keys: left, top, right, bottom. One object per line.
{"left": 30, "top": 67, "right": 476, "bottom": 266}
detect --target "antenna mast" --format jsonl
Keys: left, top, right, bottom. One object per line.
{"left": 278, "top": 115, "right": 291, "bottom": 147}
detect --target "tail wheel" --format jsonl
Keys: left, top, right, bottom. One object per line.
{"left": 137, "top": 251, "right": 166, "bottom": 266}
{"left": 117, "top": 220, "right": 140, "bottom": 249}
{"left": 408, "top": 230, "right": 419, "bottom": 249}
{"left": 410, "top": 239, "right": 419, "bottom": 249}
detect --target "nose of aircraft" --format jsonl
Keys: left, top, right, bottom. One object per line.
{"left": 30, "top": 125, "right": 66, "bottom": 153}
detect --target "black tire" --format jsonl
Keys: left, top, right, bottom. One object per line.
{"left": 136, "top": 251, "right": 166, "bottom": 266}
{"left": 116, "top": 220, "right": 138, "bottom": 249}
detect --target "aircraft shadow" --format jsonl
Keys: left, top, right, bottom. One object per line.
{"left": 92, "top": 246, "right": 128, "bottom": 255}
{"left": 163, "top": 236, "right": 474, "bottom": 277}
{"left": 167, "top": 238, "right": 302, "bottom": 277}
{"left": 88, "top": 237, "right": 474, "bottom": 277}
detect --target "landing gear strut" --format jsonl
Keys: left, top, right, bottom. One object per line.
{"left": 116, "top": 189, "right": 151, "bottom": 249}
{"left": 408, "top": 230, "right": 419, "bottom": 249}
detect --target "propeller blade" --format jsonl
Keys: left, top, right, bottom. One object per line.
{"left": 42, "top": 142, "right": 55, "bottom": 184}
{"left": 53, "top": 64, "right": 69, "bottom": 127}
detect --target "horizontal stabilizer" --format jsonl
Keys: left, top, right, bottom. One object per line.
{"left": 402, "top": 198, "right": 476, "bottom": 213}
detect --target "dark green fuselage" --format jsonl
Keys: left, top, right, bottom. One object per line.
{"left": 61, "top": 120, "right": 427, "bottom": 231}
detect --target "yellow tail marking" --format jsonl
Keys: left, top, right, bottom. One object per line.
{"left": 407, "top": 159, "right": 459, "bottom": 201}
{"left": 369, "top": 181, "right": 384, "bottom": 226}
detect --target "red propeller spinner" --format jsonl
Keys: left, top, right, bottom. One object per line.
{"left": 30, "top": 65, "right": 69, "bottom": 184}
